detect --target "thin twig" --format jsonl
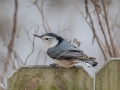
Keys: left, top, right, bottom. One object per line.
{"left": 0, "top": 52, "right": 14, "bottom": 70}
{"left": 13, "top": 51, "right": 24, "bottom": 65}
{"left": 112, "top": 30, "right": 120, "bottom": 57}
{"left": 85, "top": 0, "right": 95, "bottom": 44}
{"left": 8, "top": 0, "right": 18, "bottom": 54}
{"left": 24, "top": 27, "right": 33, "bottom": 43}
{"left": 13, "top": 27, "right": 21, "bottom": 67}
{"left": 2, "top": 0, "right": 18, "bottom": 78}
{"left": 116, "top": 36, "right": 120, "bottom": 57}
{"left": 24, "top": 37, "right": 35, "bottom": 65}
{"left": 0, "top": 31, "right": 8, "bottom": 46}
{"left": 41, "top": 0, "right": 48, "bottom": 33}
{"left": 92, "top": 0, "right": 112, "bottom": 57}
{"left": 24, "top": 26, "right": 39, "bottom": 65}
{"left": 35, "top": 49, "right": 42, "bottom": 65}
{"left": 71, "top": 0, "right": 92, "bottom": 28}
{"left": 85, "top": 0, "right": 107, "bottom": 60}
{"left": 57, "top": 25, "right": 73, "bottom": 34}
{"left": 0, "top": 75, "right": 6, "bottom": 88}
{"left": 102, "top": 0, "right": 115, "bottom": 57}
{"left": 34, "top": 0, "right": 51, "bottom": 32}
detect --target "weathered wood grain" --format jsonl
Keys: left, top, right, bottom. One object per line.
{"left": 8, "top": 66, "right": 93, "bottom": 90}
{"left": 96, "top": 59, "right": 120, "bottom": 90}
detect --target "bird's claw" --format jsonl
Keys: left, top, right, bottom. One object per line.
{"left": 50, "top": 63, "right": 59, "bottom": 67}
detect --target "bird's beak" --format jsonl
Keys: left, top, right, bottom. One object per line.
{"left": 33, "top": 34, "right": 42, "bottom": 38}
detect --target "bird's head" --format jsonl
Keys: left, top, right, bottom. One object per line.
{"left": 33, "top": 33, "right": 63, "bottom": 49}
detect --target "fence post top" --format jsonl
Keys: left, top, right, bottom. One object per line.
{"left": 8, "top": 65, "right": 94, "bottom": 90}
{"left": 95, "top": 58, "right": 120, "bottom": 74}
{"left": 8, "top": 65, "right": 93, "bottom": 79}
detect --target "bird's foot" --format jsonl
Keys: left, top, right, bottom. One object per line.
{"left": 72, "top": 65, "right": 78, "bottom": 73}
{"left": 72, "top": 65, "right": 76, "bottom": 68}
{"left": 50, "top": 63, "right": 59, "bottom": 67}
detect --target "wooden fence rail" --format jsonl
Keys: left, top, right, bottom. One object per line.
{"left": 8, "top": 58, "right": 120, "bottom": 90}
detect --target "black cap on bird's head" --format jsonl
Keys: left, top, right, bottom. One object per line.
{"left": 34, "top": 33, "right": 59, "bottom": 38}
{"left": 33, "top": 33, "right": 64, "bottom": 44}
{"left": 41, "top": 33, "right": 62, "bottom": 38}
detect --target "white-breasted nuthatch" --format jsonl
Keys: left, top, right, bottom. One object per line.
{"left": 34, "top": 33, "right": 98, "bottom": 68}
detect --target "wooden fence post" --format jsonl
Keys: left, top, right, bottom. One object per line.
{"left": 8, "top": 66, "right": 93, "bottom": 90}
{"left": 95, "top": 59, "right": 120, "bottom": 90}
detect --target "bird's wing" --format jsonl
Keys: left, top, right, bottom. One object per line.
{"left": 56, "top": 47, "right": 96, "bottom": 61}
{"left": 47, "top": 40, "right": 96, "bottom": 61}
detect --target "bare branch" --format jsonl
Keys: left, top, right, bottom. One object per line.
{"left": 0, "top": 75, "right": 6, "bottom": 89}
{"left": 71, "top": 0, "right": 92, "bottom": 29}
{"left": 24, "top": 25, "right": 39, "bottom": 65}
{"left": 85, "top": 0, "right": 107, "bottom": 60}
{"left": 57, "top": 25, "right": 73, "bottom": 34}
{"left": 91, "top": 0, "right": 112, "bottom": 57}
{"left": 34, "top": 0, "right": 51, "bottom": 32}
{"left": 8, "top": 0, "right": 18, "bottom": 54}
{"left": 1, "top": 0, "right": 18, "bottom": 79}
{"left": 35, "top": 49, "right": 42, "bottom": 65}
{"left": 102, "top": 0, "right": 115, "bottom": 57}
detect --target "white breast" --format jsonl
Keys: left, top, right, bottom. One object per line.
{"left": 44, "top": 39, "right": 59, "bottom": 50}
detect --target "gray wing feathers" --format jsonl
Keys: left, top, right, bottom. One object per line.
{"left": 57, "top": 49, "right": 96, "bottom": 60}
{"left": 47, "top": 40, "right": 96, "bottom": 61}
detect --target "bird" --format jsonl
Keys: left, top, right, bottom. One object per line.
{"left": 33, "top": 33, "right": 98, "bottom": 68}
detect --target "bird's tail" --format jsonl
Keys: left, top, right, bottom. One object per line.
{"left": 83, "top": 60, "right": 98, "bottom": 67}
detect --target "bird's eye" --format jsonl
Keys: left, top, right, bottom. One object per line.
{"left": 45, "top": 38, "right": 48, "bottom": 40}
